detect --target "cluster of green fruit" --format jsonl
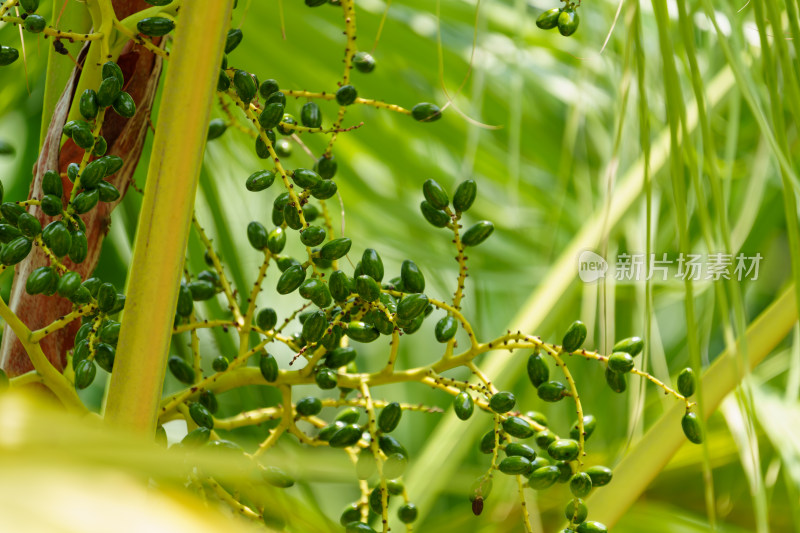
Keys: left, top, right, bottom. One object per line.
{"left": 1, "top": 0, "right": 47, "bottom": 41}
{"left": 536, "top": 3, "right": 581, "bottom": 37}
{"left": 0, "top": 54, "right": 134, "bottom": 389}
{"left": 0, "top": 0, "right": 709, "bottom": 531}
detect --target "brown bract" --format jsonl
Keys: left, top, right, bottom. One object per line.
{"left": 0, "top": 0, "right": 165, "bottom": 376}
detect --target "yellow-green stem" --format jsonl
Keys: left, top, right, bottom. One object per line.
{"left": 104, "top": 0, "right": 235, "bottom": 433}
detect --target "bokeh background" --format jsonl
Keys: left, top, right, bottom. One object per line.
{"left": 1, "top": 0, "right": 798, "bottom": 531}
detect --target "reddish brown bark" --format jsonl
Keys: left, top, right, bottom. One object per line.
{"left": 0, "top": 0, "right": 164, "bottom": 377}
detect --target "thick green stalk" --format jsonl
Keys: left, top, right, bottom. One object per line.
{"left": 104, "top": 0, "right": 235, "bottom": 433}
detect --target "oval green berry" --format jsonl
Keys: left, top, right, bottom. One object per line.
{"left": 168, "top": 355, "right": 195, "bottom": 384}
{"left": 538, "top": 380, "right": 567, "bottom": 402}
{"left": 527, "top": 351, "right": 549, "bottom": 387}
{"left": 301, "top": 102, "right": 322, "bottom": 128}
{"left": 233, "top": 70, "right": 257, "bottom": 103}
{"left": 682, "top": 412, "right": 703, "bottom": 444}
{"left": 503, "top": 416, "right": 534, "bottom": 439}
{"left": 558, "top": 8, "right": 580, "bottom": 37}
{"left": 101, "top": 61, "right": 124, "bottom": 85}
{"left": 612, "top": 336, "right": 644, "bottom": 357}
{"left": 301, "top": 310, "right": 327, "bottom": 343}
{"left": 102, "top": 155, "right": 124, "bottom": 176}
{"left": 79, "top": 89, "right": 99, "bottom": 120}
{"left": 453, "top": 391, "right": 474, "bottom": 420}
{"left": 292, "top": 168, "right": 322, "bottom": 190}
{"left": 452, "top": 179, "right": 477, "bottom": 213}
{"left": 96, "top": 76, "right": 121, "bottom": 108}
{"left": 299, "top": 278, "right": 326, "bottom": 302}
{"left": 0, "top": 224, "right": 21, "bottom": 243}
{"left": 182, "top": 427, "right": 211, "bottom": 447}
{"left": 548, "top": 439, "right": 579, "bottom": 461}
{"left": 505, "top": 443, "right": 536, "bottom": 460}
{"left": 311, "top": 179, "right": 337, "bottom": 200}
{"left": 17, "top": 213, "right": 41, "bottom": 238}
{"left": 420, "top": 200, "right": 450, "bottom": 227}
{"left": 224, "top": 28, "right": 243, "bottom": 53}
{"left": 353, "top": 51, "right": 376, "bottom": 73}
{"left": 69, "top": 230, "right": 88, "bottom": 263}
{"left": 40, "top": 195, "right": 63, "bottom": 216}
{"left": 605, "top": 366, "right": 626, "bottom": 393}
{"left": 20, "top": 0, "right": 39, "bottom": 13}
{"left": 276, "top": 264, "right": 306, "bottom": 294}
{"left": 72, "top": 189, "right": 99, "bottom": 214}
{"left": 607, "top": 352, "right": 635, "bottom": 373}
{"left": 361, "top": 248, "right": 384, "bottom": 282}
{"left": 300, "top": 225, "right": 326, "bottom": 247}
{"left": 262, "top": 228, "right": 284, "bottom": 256}
{"left": 569, "top": 415, "right": 596, "bottom": 441}
{"left": 1, "top": 236, "right": 32, "bottom": 265}
{"left": 498, "top": 456, "right": 532, "bottom": 475}
{"left": 528, "top": 465, "right": 560, "bottom": 489}
{"left": 396, "top": 293, "right": 428, "bottom": 321}
{"left": 336, "top": 85, "right": 358, "bottom": 106}
{"left": 0, "top": 46, "right": 19, "bottom": 66}
{"left": 489, "top": 391, "right": 516, "bottom": 413}
{"left": 319, "top": 237, "right": 351, "bottom": 260}
{"left": 296, "top": 397, "right": 322, "bottom": 416}
{"left": 26, "top": 267, "right": 56, "bottom": 295}
{"left": 315, "top": 367, "right": 338, "bottom": 389}
{"left": 355, "top": 274, "right": 381, "bottom": 303}
{"left": 188, "top": 280, "right": 215, "bottom": 300}
{"left": 56, "top": 271, "right": 82, "bottom": 298}
{"left": 378, "top": 402, "right": 402, "bottom": 433}
{"left": 422, "top": 179, "right": 449, "bottom": 209}
{"left": 397, "top": 503, "right": 417, "bottom": 524}
{"left": 569, "top": 472, "right": 592, "bottom": 497}
{"left": 259, "top": 353, "right": 279, "bottom": 382}
{"left": 576, "top": 521, "right": 607, "bottom": 533}
{"left": 189, "top": 402, "right": 214, "bottom": 429}
{"left": 96, "top": 181, "right": 120, "bottom": 202}
{"left": 562, "top": 320, "right": 588, "bottom": 352}
{"left": 71, "top": 121, "right": 95, "bottom": 149}
{"left": 585, "top": 465, "right": 613, "bottom": 487}
{"left": 315, "top": 155, "right": 337, "bottom": 179}
{"left": 259, "top": 79, "right": 279, "bottom": 99}
{"left": 346, "top": 321, "right": 380, "bottom": 343}
{"left": 112, "top": 92, "right": 136, "bottom": 118}
{"left": 96, "top": 282, "right": 117, "bottom": 312}
{"left": 24, "top": 14, "right": 46, "bottom": 33}
{"left": 435, "top": 315, "right": 458, "bottom": 343}
{"left": 400, "top": 260, "right": 425, "bottom": 293}
{"left": 262, "top": 465, "right": 294, "bottom": 488}
{"left": 536, "top": 7, "right": 561, "bottom": 29}
{"left": 212, "top": 356, "right": 229, "bottom": 372}
{"left": 461, "top": 221, "right": 494, "bottom": 246}
{"left": 411, "top": 102, "right": 442, "bottom": 122}
{"left": 80, "top": 158, "right": 107, "bottom": 189}
{"left": 325, "top": 346, "right": 356, "bottom": 368}
{"left": 207, "top": 119, "right": 227, "bottom": 140}
{"left": 137, "top": 16, "right": 175, "bottom": 36}
{"left": 329, "top": 270, "right": 352, "bottom": 301}
{"left": 259, "top": 102, "right": 284, "bottom": 130}
{"left": 42, "top": 170, "right": 63, "bottom": 197}
{"left": 335, "top": 407, "right": 361, "bottom": 424}
{"left": 74, "top": 359, "right": 96, "bottom": 389}
{"left": 565, "top": 499, "right": 588, "bottom": 524}
{"left": 677, "top": 367, "right": 696, "bottom": 397}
